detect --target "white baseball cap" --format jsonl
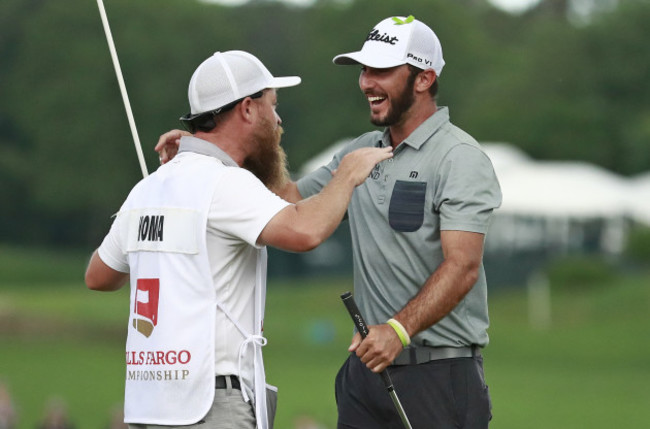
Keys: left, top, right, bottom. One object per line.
{"left": 185, "top": 50, "right": 301, "bottom": 119}
{"left": 333, "top": 15, "right": 445, "bottom": 77}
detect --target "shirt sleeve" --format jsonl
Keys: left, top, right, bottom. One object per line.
{"left": 296, "top": 135, "right": 374, "bottom": 198}
{"left": 208, "top": 167, "right": 291, "bottom": 247}
{"left": 435, "top": 144, "right": 502, "bottom": 233}
{"left": 296, "top": 164, "right": 335, "bottom": 199}
{"left": 97, "top": 213, "right": 130, "bottom": 273}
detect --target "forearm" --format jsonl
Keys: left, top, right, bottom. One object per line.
{"left": 394, "top": 259, "right": 477, "bottom": 339}
{"left": 392, "top": 230, "right": 484, "bottom": 338}
{"left": 261, "top": 173, "right": 355, "bottom": 252}
{"left": 258, "top": 146, "right": 392, "bottom": 252}
{"left": 293, "top": 173, "right": 355, "bottom": 241}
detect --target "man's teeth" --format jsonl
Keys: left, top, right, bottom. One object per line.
{"left": 368, "top": 96, "right": 385, "bottom": 102}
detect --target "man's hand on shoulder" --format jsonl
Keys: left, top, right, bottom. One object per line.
{"left": 155, "top": 129, "right": 191, "bottom": 164}
{"left": 334, "top": 146, "right": 393, "bottom": 187}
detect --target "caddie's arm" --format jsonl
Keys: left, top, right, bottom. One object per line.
{"left": 85, "top": 250, "right": 129, "bottom": 291}
{"left": 257, "top": 146, "right": 392, "bottom": 252}
{"left": 351, "top": 230, "right": 485, "bottom": 373}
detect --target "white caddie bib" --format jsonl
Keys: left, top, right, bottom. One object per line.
{"left": 120, "top": 155, "right": 219, "bottom": 425}
{"left": 114, "top": 150, "right": 274, "bottom": 427}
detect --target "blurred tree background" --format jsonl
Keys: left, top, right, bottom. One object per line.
{"left": 1, "top": 0, "right": 649, "bottom": 249}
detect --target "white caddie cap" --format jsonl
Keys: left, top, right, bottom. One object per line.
{"left": 186, "top": 50, "right": 301, "bottom": 118}
{"left": 333, "top": 15, "right": 445, "bottom": 77}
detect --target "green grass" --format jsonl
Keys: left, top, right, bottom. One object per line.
{"left": 0, "top": 245, "right": 89, "bottom": 286}
{"left": 484, "top": 277, "right": 650, "bottom": 428}
{"left": 1, "top": 251, "right": 649, "bottom": 428}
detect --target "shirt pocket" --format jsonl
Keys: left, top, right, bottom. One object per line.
{"left": 388, "top": 180, "right": 427, "bottom": 232}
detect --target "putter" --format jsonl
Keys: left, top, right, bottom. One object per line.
{"left": 340, "top": 292, "right": 414, "bottom": 429}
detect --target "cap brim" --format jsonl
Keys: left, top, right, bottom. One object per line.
{"left": 333, "top": 51, "right": 406, "bottom": 69}
{"left": 268, "top": 76, "right": 301, "bottom": 89}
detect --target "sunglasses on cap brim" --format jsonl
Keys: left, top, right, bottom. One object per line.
{"left": 179, "top": 90, "right": 264, "bottom": 133}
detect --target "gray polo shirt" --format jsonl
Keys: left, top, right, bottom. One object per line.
{"left": 297, "top": 107, "right": 502, "bottom": 348}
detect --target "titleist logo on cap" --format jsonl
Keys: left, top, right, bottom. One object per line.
{"left": 332, "top": 15, "right": 445, "bottom": 76}
{"left": 365, "top": 29, "right": 399, "bottom": 45}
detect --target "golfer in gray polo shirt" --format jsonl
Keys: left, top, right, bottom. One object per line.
{"left": 297, "top": 16, "right": 501, "bottom": 428}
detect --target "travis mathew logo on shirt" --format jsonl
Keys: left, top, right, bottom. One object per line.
{"left": 133, "top": 278, "right": 160, "bottom": 337}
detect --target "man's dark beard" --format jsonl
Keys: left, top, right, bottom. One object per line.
{"left": 370, "top": 71, "right": 417, "bottom": 127}
{"left": 243, "top": 121, "right": 289, "bottom": 191}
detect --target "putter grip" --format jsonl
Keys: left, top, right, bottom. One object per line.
{"left": 340, "top": 292, "right": 393, "bottom": 387}
{"left": 340, "top": 291, "right": 369, "bottom": 338}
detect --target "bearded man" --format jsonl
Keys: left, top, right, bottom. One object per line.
{"left": 84, "top": 50, "right": 392, "bottom": 429}
{"left": 289, "top": 17, "right": 502, "bottom": 428}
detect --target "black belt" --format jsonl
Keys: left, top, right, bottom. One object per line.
{"left": 391, "top": 345, "right": 480, "bottom": 366}
{"left": 215, "top": 375, "right": 240, "bottom": 390}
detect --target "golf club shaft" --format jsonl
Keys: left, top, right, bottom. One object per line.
{"left": 340, "top": 292, "right": 413, "bottom": 429}
{"left": 96, "top": 0, "right": 149, "bottom": 178}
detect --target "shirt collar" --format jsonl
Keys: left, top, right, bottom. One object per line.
{"left": 378, "top": 106, "right": 450, "bottom": 150}
{"left": 178, "top": 136, "right": 239, "bottom": 167}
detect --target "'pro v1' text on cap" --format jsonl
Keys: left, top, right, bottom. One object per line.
{"left": 333, "top": 15, "right": 445, "bottom": 76}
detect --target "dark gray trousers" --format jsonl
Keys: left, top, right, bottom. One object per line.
{"left": 335, "top": 353, "right": 492, "bottom": 429}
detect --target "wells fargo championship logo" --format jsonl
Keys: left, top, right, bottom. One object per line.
{"left": 133, "top": 278, "right": 160, "bottom": 337}
{"left": 127, "top": 278, "right": 193, "bottom": 382}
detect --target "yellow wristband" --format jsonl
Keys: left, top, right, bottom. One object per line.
{"left": 386, "top": 318, "right": 411, "bottom": 347}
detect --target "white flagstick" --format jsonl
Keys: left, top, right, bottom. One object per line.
{"left": 96, "top": 0, "right": 149, "bottom": 178}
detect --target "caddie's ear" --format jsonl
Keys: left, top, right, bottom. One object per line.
{"left": 415, "top": 69, "right": 437, "bottom": 93}
{"left": 237, "top": 96, "right": 257, "bottom": 124}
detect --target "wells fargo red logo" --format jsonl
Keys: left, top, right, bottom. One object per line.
{"left": 133, "top": 278, "right": 160, "bottom": 337}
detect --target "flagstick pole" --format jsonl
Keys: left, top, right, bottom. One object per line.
{"left": 96, "top": 0, "right": 149, "bottom": 178}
